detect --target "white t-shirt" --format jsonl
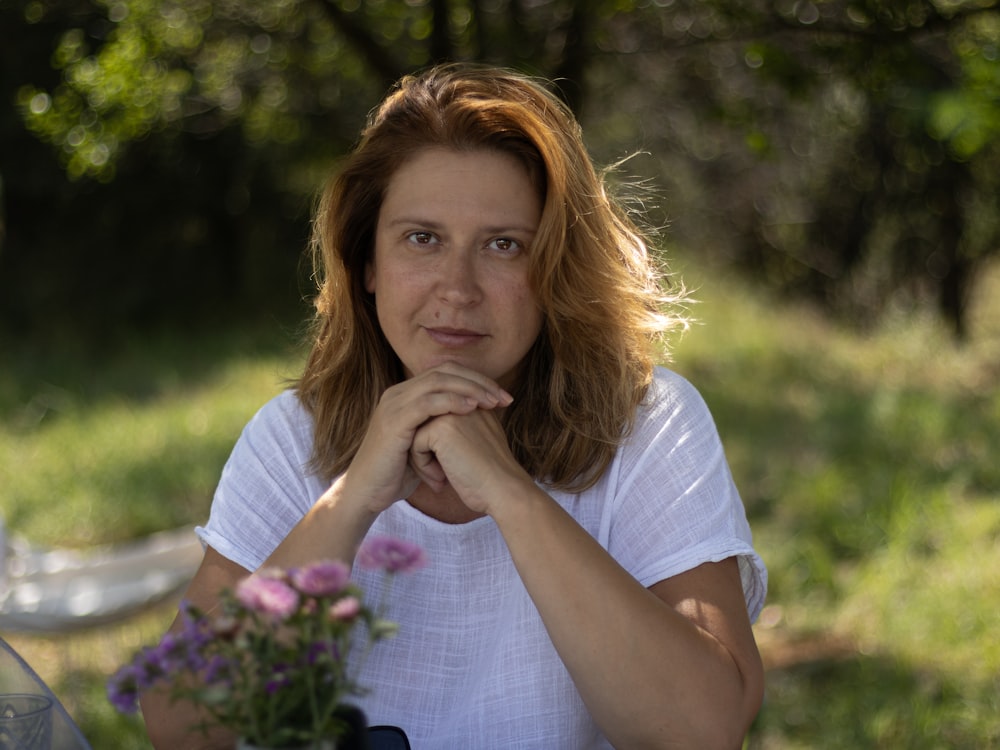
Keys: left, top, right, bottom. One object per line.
{"left": 197, "top": 366, "right": 767, "bottom": 749}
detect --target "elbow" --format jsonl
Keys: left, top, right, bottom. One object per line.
{"left": 715, "top": 649, "right": 766, "bottom": 750}
{"left": 688, "top": 702, "right": 762, "bottom": 750}
{"left": 138, "top": 693, "right": 170, "bottom": 750}
{"left": 702, "top": 635, "right": 766, "bottom": 749}
{"left": 705, "top": 646, "right": 765, "bottom": 749}
{"left": 739, "top": 646, "right": 766, "bottom": 740}
{"left": 662, "top": 661, "right": 765, "bottom": 749}
{"left": 140, "top": 704, "right": 184, "bottom": 750}
{"left": 613, "top": 691, "right": 763, "bottom": 750}
{"left": 673, "top": 692, "right": 764, "bottom": 750}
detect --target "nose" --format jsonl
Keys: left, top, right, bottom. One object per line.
{"left": 437, "top": 247, "right": 482, "bottom": 307}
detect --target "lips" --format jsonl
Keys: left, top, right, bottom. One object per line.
{"left": 424, "top": 327, "right": 487, "bottom": 347}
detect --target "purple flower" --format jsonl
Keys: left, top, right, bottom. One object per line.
{"left": 178, "top": 602, "right": 214, "bottom": 645}
{"left": 146, "top": 635, "right": 180, "bottom": 673}
{"left": 357, "top": 536, "right": 427, "bottom": 574}
{"left": 203, "top": 655, "right": 236, "bottom": 686}
{"left": 149, "top": 630, "right": 206, "bottom": 673}
{"left": 131, "top": 645, "right": 169, "bottom": 687}
{"left": 106, "top": 555, "right": 406, "bottom": 739}
{"left": 305, "top": 640, "right": 338, "bottom": 666}
{"left": 290, "top": 560, "right": 351, "bottom": 597}
{"left": 265, "top": 663, "right": 292, "bottom": 694}
{"left": 235, "top": 574, "right": 300, "bottom": 620}
{"left": 106, "top": 664, "right": 141, "bottom": 714}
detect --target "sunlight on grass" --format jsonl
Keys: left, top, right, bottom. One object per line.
{"left": 840, "top": 492, "right": 1000, "bottom": 682}
{"left": 1, "top": 336, "right": 304, "bottom": 546}
{"left": 672, "top": 256, "right": 1000, "bottom": 749}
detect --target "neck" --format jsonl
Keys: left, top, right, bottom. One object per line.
{"left": 407, "top": 482, "right": 486, "bottom": 524}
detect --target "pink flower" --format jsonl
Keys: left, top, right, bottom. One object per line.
{"left": 235, "top": 574, "right": 299, "bottom": 620}
{"left": 290, "top": 560, "right": 351, "bottom": 597}
{"left": 329, "top": 596, "right": 361, "bottom": 621}
{"left": 357, "top": 536, "right": 427, "bottom": 574}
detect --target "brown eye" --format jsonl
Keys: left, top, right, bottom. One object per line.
{"left": 487, "top": 237, "right": 521, "bottom": 255}
{"left": 407, "top": 231, "right": 437, "bottom": 245}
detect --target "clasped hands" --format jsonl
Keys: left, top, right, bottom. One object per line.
{"left": 348, "top": 362, "right": 531, "bottom": 517}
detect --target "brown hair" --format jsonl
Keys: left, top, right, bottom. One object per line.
{"left": 297, "top": 63, "right": 687, "bottom": 491}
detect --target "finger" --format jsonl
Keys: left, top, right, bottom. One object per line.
{"left": 409, "top": 447, "right": 447, "bottom": 492}
{"left": 413, "top": 364, "right": 513, "bottom": 407}
{"left": 390, "top": 385, "right": 495, "bottom": 430}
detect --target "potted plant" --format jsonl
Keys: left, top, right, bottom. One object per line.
{"left": 107, "top": 536, "right": 426, "bottom": 749}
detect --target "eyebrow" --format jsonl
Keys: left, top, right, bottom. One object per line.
{"left": 382, "top": 216, "right": 539, "bottom": 235}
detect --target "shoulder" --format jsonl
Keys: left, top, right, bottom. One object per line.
{"left": 649, "top": 365, "right": 708, "bottom": 404}
{"left": 222, "top": 389, "right": 316, "bottom": 475}
{"left": 611, "top": 366, "right": 730, "bottom": 489}
{"left": 200, "top": 390, "right": 323, "bottom": 570}
{"left": 242, "top": 389, "right": 314, "bottom": 443}
{"left": 633, "top": 366, "right": 717, "bottom": 434}
{"left": 251, "top": 388, "right": 311, "bottom": 424}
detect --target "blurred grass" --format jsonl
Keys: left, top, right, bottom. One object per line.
{"left": 670, "top": 257, "right": 1000, "bottom": 749}
{"left": 2, "top": 322, "right": 308, "bottom": 746}
{"left": 1, "top": 323, "right": 308, "bottom": 546}
{"left": 2, "top": 260, "right": 999, "bottom": 748}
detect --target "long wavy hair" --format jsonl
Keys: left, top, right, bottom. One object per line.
{"left": 297, "top": 63, "right": 687, "bottom": 492}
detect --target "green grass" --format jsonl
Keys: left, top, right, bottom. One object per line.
{"left": 1, "top": 322, "right": 310, "bottom": 746}
{"left": 2, "top": 261, "right": 999, "bottom": 748}
{"left": 669, "top": 259, "right": 1000, "bottom": 749}
{"left": 1, "top": 323, "right": 308, "bottom": 546}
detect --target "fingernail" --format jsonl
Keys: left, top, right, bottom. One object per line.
{"left": 498, "top": 390, "right": 513, "bottom": 406}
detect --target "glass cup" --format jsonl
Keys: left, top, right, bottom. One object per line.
{"left": 0, "top": 694, "right": 53, "bottom": 750}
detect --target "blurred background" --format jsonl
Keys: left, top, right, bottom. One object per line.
{"left": 1, "top": 0, "right": 998, "bottom": 747}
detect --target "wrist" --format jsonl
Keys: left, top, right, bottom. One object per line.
{"left": 314, "top": 477, "right": 380, "bottom": 555}
{"left": 485, "top": 477, "right": 550, "bottom": 528}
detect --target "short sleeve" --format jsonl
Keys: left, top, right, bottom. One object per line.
{"left": 603, "top": 369, "right": 767, "bottom": 621}
{"left": 196, "top": 390, "right": 325, "bottom": 572}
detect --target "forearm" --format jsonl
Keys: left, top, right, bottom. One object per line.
{"left": 491, "top": 485, "right": 761, "bottom": 749}
{"left": 142, "top": 690, "right": 236, "bottom": 750}
{"left": 261, "top": 473, "right": 380, "bottom": 570}
{"left": 140, "top": 610, "right": 239, "bottom": 750}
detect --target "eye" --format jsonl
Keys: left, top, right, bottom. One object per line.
{"left": 406, "top": 231, "right": 438, "bottom": 245}
{"left": 487, "top": 237, "right": 523, "bottom": 255}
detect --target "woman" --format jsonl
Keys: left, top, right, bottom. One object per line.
{"left": 143, "top": 63, "right": 767, "bottom": 749}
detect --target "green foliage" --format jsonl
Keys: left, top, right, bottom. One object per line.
{"left": 15, "top": 0, "right": 379, "bottom": 181}
{"left": 17, "top": 1, "right": 200, "bottom": 180}
{"left": 13, "top": 0, "right": 640, "bottom": 180}
{"left": 751, "top": 652, "right": 1000, "bottom": 748}
{"left": 669, "top": 0, "right": 1000, "bottom": 337}
{"left": 3, "top": 0, "right": 1000, "bottom": 342}
{"left": 929, "top": 12, "right": 1000, "bottom": 158}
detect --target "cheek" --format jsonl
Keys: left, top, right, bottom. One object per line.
{"left": 369, "top": 254, "right": 420, "bottom": 297}
{"left": 504, "top": 278, "right": 543, "bottom": 330}
{"left": 373, "top": 267, "right": 430, "bottom": 332}
{"left": 511, "top": 270, "right": 540, "bottom": 308}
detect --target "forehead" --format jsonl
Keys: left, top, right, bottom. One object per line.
{"left": 380, "top": 148, "right": 542, "bottom": 222}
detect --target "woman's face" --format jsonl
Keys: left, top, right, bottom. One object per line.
{"left": 366, "top": 147, "right": 545, "bottom": 388}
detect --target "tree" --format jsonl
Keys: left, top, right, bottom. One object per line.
{"left": 0, "top": 0, "right": 611, "bottom": 339}
{"left": 3, "top": 0, "right": 998, "bottom": 340}
{"left": 730, "top": 0, "right": 1000, "bottom": 338}
{"left": 592, "top": 0, "right": 1000, "bottom": 338}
